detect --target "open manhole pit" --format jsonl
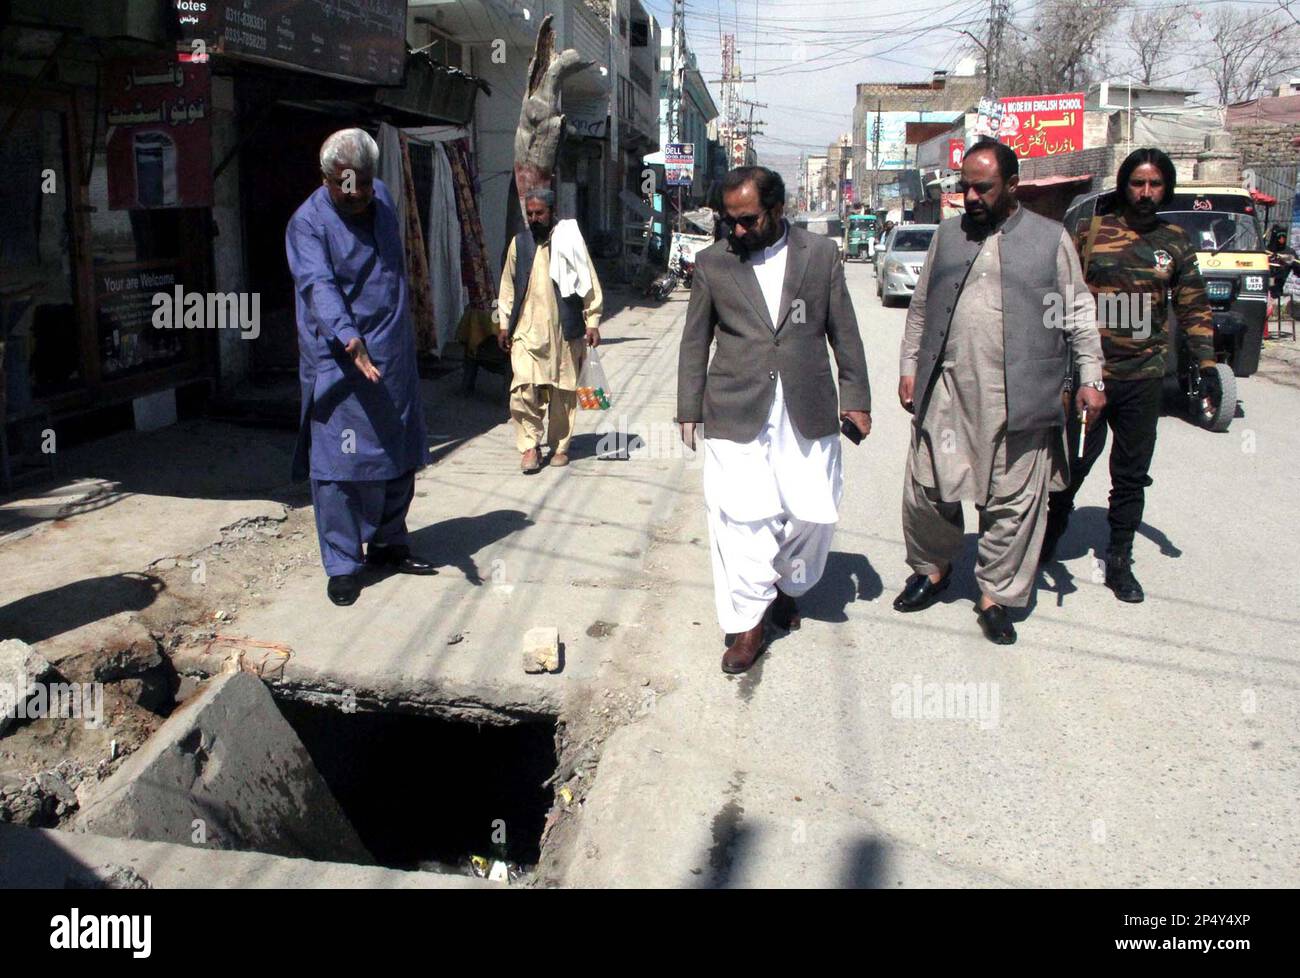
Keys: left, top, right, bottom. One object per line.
{"left": 275, "top": 697, "right": 560, "bottom": 875}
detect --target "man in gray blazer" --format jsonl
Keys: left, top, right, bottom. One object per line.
{"left": 678, "top": 166, "right": 872, "bottom": 674}
{"left": 893, "top": 139, "right": 1105, "bottom": 645}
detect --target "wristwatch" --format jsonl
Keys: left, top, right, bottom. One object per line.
{"left": 1081, "top": 380, "right": 1105, "bottom": 392}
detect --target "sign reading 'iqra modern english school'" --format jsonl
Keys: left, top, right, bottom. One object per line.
{"left": 174, "top": 0, "right": 408, "bottom": 85}
{"left": 974, "top": 92, "right": 1085, "bottom": 159}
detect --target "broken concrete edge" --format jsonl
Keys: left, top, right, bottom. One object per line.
{"left": 270, "top": 677, "right": 565, "bottom": 728}
{"left": 39, "top": 613, "right": 166, "bottom": 685}
{"left": 0, "top": 823, "right": 494, "bottom": 889}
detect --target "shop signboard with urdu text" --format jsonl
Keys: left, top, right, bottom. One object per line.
{"left": 105, "top": 54, "right": 212, "bottom": 209}
{"left": 974, "top": 92, "right": 1084, "bottom": 159}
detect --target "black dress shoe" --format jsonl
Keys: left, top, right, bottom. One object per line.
{"left": 976, "top": 603, "right": 1016, "bottom": 645}
{"left": 1104, "top": 553, "right": 1144, "bottom": 603}
{"left": 892, "top": 568, "right": 951, "bottom": 612}
{"left": 327, "top": 574, "right": 360, "bottom": 606}
{"left": 367, "top": 544, "right": 439, "bottom": 576}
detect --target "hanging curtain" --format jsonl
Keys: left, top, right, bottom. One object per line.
{"left": 445, "top": 137, "right": 496, "bottom": 313}
{"left": 377, "top": 122, "right": 406, "bottom": 249}
{"left": 398, "top": 132, "right": 437, "bottom": 355}
{"left": 426, "top": 142, "right": 464, "bottom": 354}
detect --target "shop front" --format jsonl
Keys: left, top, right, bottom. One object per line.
{"left": 2, "top": 9, "right": 216, "bottom": 481}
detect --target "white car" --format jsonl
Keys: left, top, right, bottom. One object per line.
{"left": 876, "top": 225, "right": 937, "bottom": 307}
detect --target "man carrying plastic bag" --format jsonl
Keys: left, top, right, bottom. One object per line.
{"left": 497, "top": 189, "right": 603, "bottom": 474}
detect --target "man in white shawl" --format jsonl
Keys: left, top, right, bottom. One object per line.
{"left": 497, "top": 189, "right": 603, "bottom": 473}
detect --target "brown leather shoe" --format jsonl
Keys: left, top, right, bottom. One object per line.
{"left": 769, "top": 588, "right": 801, "bottom": 631}
{"left": 549, "top": 451, "right": 570, "bottom": 467}
{"left": 521, "top": 448, "right": 541, "bottom": 473}
{"left": 721, "top": 618, "right": 766, "bottom": 674}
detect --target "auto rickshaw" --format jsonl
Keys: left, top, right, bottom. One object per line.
{"left": 1063, "top": 184, "right": 1270, "bottom": 432}
{"left": 844, "top": 213, "right": 878, "bottom": 261}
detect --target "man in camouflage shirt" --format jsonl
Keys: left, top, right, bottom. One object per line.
{"left": 1042, "top": 147, "right": 1215, "bottom": 603}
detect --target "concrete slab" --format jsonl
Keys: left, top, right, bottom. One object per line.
{"left": 76, "top": 671, "right": 370, "bottom": 864}
{"left": 0, "top": 823, "right": 489, "bottom": 888}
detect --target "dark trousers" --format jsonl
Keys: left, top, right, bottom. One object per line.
{"left": 310, "top": 470, "right": 415, "bottom": 576}
{"left": 1049, "top": 377, "right": 1162, "bottom": 554}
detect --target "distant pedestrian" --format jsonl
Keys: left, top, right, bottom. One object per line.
{"left": 894, "top": 139, "right": 1104, "bottom": 645}
{"left": 286, "top": 128, "right": 436, "bottom": 607}
{"left": 677, "top": 165, "right": 873, "bottom": 674}
{"left": 496, "top": 189, "right": 604, "bottom": 473}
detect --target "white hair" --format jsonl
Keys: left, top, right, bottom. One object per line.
{"left": 320, "top": 128, "right": 379, "bottom": 175}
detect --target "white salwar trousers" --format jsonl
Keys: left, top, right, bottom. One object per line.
{"left": 703, "top": 378, "right": 843, "bottom": 633}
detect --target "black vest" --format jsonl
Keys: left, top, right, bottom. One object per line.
{"left": 508, "top": 230, "right": 587, "bottom": 341}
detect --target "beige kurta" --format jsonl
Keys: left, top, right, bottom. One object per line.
{"left": 497, "top": 235, "right": 603, "bottom": 391}
{"left": 900, "top": 215, "right": 1102, "bottom": 503}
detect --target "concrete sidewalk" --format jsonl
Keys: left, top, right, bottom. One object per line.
{"left": 1, "top": 285, "right": 692, "bottom": 883}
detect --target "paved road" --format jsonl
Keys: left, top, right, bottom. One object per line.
{"left": 562, "top": 258, "right": 1300, "bottom": 888}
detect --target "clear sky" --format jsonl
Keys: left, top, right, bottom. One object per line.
{"left": 637, "top": 0, "right": 1272, "bottom": 190}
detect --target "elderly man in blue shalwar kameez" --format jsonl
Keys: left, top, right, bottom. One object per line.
{"left": 286, "top": 128, "right": 435, "bottom": 606}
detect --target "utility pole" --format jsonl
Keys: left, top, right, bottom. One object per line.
{"left": 668, "top": 0, "right": 685, "bottom": 234}
{"left": 870, "top": 98, "right": 881, "bottom": 212}
{"left": 714, "top": 35, "right": 756, "bottom": 168}
{"left": 987, "top": 0, "right": 1010, "bottom": 97}
{"left": 739, "top": 100, "right": 766, "bottom": 168}
{"left": 668, "top": 0, "right": 684, "bottom": 142}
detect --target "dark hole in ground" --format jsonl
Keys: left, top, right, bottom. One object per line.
{"left": 275, "top": 698, "right": 558, "bottom": 873}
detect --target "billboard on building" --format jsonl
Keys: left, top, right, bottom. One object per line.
{"left": 864, "top": 111, "right": 962, "bottom": 170}
{"left": 973, "top": 92, "right": 1085, "bottom": 158}
{"left": 666, "top": 142, "right": 695, "bottom": 187}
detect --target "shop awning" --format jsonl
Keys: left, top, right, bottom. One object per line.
{"left": 1016, "top": 173, "right": 1093, "bottom": 197}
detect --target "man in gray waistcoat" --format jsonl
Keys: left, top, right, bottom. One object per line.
{"left": 893, "top": 139, "right": 1105, "bottom": 645}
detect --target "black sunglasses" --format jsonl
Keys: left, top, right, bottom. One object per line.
{"left": 721, "top": 213, "right": 763, "bottom": 230}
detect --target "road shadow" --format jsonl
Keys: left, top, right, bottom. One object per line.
{"left": 800, "top": 551, "right": 884, "bottom": 623}
{"left": 0, "top": 572, "right": 165, "bottom": 645}
{"left": 1050, "top": 505, "right": 1181, "bottom": 562}
{"left": 405, "top": 509, "right": 533, "bottom": 584}
{"left": 564, "top": 430, "right": 645, "bottom": 462}
{"left": 0, "top": 824, "right": 108, "bottom": 887}
{"left": 592, "top": 336, "right": 646, "bottom": 347}
{"left": 841, "top": 837, "right": 891, "bottom": 888}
